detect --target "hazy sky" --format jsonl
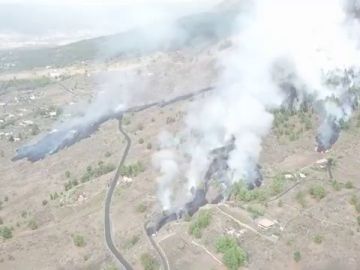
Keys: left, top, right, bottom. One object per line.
{"left": 0, "top": 0, "right": 210, "bottom": 4}
{"left": 0, "top": 0, "right": 221, "bottom": 48}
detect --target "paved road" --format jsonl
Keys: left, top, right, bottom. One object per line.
{"left": 104, "top": 116, "right": 133, "bottom": 270}
{"left": 103, "top": 88, "right": 215, "bottom": 269}
{"left": 144, "top": 222, "right": 170, "bottom": 270}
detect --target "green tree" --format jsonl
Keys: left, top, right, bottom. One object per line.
{"left": 309, "top": 185, "right": 326, "bottom": 200}
{"left": 313, "top": 234, "right": 323, "bottom": 244}
{"left": 28, "top": 219, "right": 38, "bottom": 230}
{"left": 293, "top": 251, "right": 301, "bottom": 262}
{"left": 72, "top": 234, "right": 86, "bottom": 247}
{"left": 0, "top": 226, "right": 12, "bottom": 239}
{"left": 136, "top": 203, "right": 147, "bottom": 213}
{"left": 216, "top": 236, "right": 247, "bottom": 270}
{"left": 345, "top": 181, "right": 354, "bottom": 189}
{"left": 188, "top": 210, "right": 212, "bottom": 238}
{"left": 223, "top": 246, "right": 247, "bottom": 270}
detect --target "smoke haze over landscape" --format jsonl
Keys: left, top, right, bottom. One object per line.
{"left": 154, "top": 0, "right": 360, "bottom": 210}
{"left": 11, "top": 0, "right": 360, "bottom": 212}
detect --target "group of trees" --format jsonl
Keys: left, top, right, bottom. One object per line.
{"left": 119, "top": 161, "right": 145, "bottom": 178}
{"left": 81, "top": 162, "right": 116, "bottom": 183}
{"left": 188, "top": 210, "right": 212, "bottom": 238}
{"left": 216, "top": 236, "right": 247, "bottom": 270}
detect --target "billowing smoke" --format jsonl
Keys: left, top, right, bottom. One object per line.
{"left": 315, "top": 69, "right": 359, "bottom": 151}
{"left": 152, "top": 150, "right": 179, "bottom": 211}
{"left": 154, "top": 0, "right": 360, "bottom": 210}
{"left": 11, "top": 0, "right": 360, "bottom": 213}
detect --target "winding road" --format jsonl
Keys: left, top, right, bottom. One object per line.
{"left": 104, "top": 116, "right": 133, "bottom": 270}
{"left": 104, "top": 87, "right": 215, "bottom": 269}
{"left": 144, "top": 222, "right": 170, "bottom": 270}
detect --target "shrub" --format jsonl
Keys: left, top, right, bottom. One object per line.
{"left": 105, "top": 151, "right": 112, "bottom": 158}
{"left": 223, "top": 247, "right": 247, "bottom": 270}
{"left": 293, "top": 251, "right": 301, "bottom": 262}
{"left": 216, "top": 236, "right": 247, "bottom": 270}
{"left": 0, "top": 217, "right": 3, "bottom": 225}
{"left": 357, "top": 216, "right": 360, "bottom": 226}
{"left": 331, "top": 180, "right": 342, "bottom": 191}
{"left": 136, "top": 203, "right": 147, "bottom": 213}
{"left": 246, "top": 204, "right": 265, "bottom": 218}
{"left": 0, "top": 226, "right": 12, "bottom": 239}
{"left": 73, "top": 234, "right": 86, "bottom": 247}
{"left": 65, "top": 171, "right": 71, "bottom": 178}
{"left": 21, "top": 210, "right": 27, "bottom": 218}
{"left": 146, "top": 142, "right": 152, "bottom": 150}
{"left": 64, "top": 181, "right": 72, "bottom": 191}
{"left": 295, "top": 191, "right": 306, "bottom": 207}
{"left": 138, "top": 138, "right": 144, "bottom": 144}
{"left": 64, "top": 179, "right": 79, "bottom": 191}
{"left": 350, "top": 194, "right": 358, "bottom": 205}
{"left": 4, "top": 196, "right": 8, "bottom": 202}
{"left": 309, "top": 185, "right": 326, "bottom": 200}
{"left": 345, "top": 181, "right": 354, "bottom": 189}
{"left": 50, "top": 192, "right": 59, "bottom": 200}
{"left": 271, "top": 175, "right": 285, "bottom": 195}
{"left": 313, "top": 234, "right": 323, "bottom": 244}
{"left": 289, "top": 133, "right": 297, "bottom": 141}
{"left": 42, "top": 200, "right": 48, "bottom": 206}
{"left": 216, "top": 236, "right": 237, "bottom": 253}
{"left": 140, "top": 253, "right": 159, "bottom": 270}
{"left": 124, "top": 235, "right": 139, "bottom": 249}
{"left": 188, "top": 210, "right": 212, "bottom": 238}
{"left": 123, "top": 117, "right": 131, "bottom": 125}
{"left": 28, "top": 219, "right": 38, "bottom": 230}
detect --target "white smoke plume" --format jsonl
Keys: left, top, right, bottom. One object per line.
{"left": 155, "top": 0, "right": 360, "bottom": 210}
{"left": 152, "top": 150, "right": 179, "bottom": 211}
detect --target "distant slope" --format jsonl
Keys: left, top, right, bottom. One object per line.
{"left": 0, "top": 7, "right": 240, "bottom": 73}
